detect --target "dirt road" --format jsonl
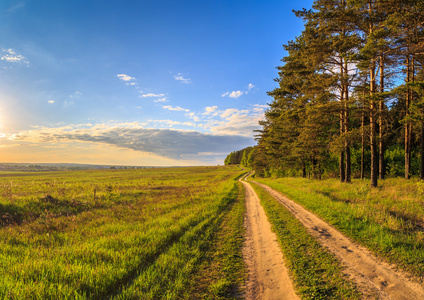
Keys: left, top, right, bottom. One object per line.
{"left": 251, "top": 179, "right": 424, "bottom": 300}
{"left": 241, "top": 177, "right": 300, "bottom": 300}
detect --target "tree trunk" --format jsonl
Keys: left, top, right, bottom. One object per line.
{"left": 379, "top": 57, "right": 385, "bottom": 180}
{"left": 361, "top": 91, "right": 365, "bottom": 180}
{"left": 302, "top": 164, "right": 307, "bottom": 178}
{"left": 369, "top": 1, "right": 378, "bottom": 187}
{"left": 370, "top": 59, "right": 378, "bottom": 187}
{"left": 421, "top": 122, "right": 424, "bottom": 179}
{"left": 343, "top": 61, "right": 351, "bottom": 182}
{"left": 340, "top": 63, "right": 345, "bottom": 183}
{"left": 405, "top": 54, "right": 413, "bottom": 179}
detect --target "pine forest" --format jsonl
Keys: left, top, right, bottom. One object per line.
{"left": 226, "top": 0, "right": 424, "bottom": 187}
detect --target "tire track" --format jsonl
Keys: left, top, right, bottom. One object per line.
{"left": 251, "top": 179, "right": 424, "bottom": 300}
{"left": 241, "top": 175, "right": 299, "bottom": 300}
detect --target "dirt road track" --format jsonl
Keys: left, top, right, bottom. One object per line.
{"left": 241, "top": 177, "right": 300, "bottom": 300}
{"left": 251, "top": 179, "right": 424, "bottom": 300}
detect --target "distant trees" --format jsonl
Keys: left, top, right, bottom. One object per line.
{"left": 224, "top": 147, "right": 255, "bottom": 167}
{"left": 242, "top": 0, "right": 424, "bottom": 186}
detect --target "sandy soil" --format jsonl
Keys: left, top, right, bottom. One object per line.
{"left": 241, "top": 177, "right": 300, "bottom": 300}
{"left": 252, "top": 179, "right": 424, "bottom": 300}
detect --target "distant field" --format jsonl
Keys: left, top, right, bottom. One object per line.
{"left": 0, "top": 166, "right": 246, "bottom": 299}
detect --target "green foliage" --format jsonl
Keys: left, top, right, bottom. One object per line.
{"left": 224, "top": 147, "right": 254, "bottom": 166}
{"left": 230, "top": 0, "right": 424, "bottom": 184}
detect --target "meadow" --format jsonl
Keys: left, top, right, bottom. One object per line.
{"left": 0, "top": 166, "right": 246, "bottom": 299}
{"left": 255, "top": 176, "right": 424, "bottom": 279}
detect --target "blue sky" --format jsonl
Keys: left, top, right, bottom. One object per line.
{"left": 0, "top": 0, "right": 313, "bottom": 166}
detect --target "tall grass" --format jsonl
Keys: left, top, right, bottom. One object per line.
{"left": 0, "top": 166, "right": 246, "bottom": 299}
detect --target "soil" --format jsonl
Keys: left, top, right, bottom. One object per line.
{"left": 241, "top": 177, "right": 300, "bottom": 300}
{"left": 251, "top": 179, "right": 424, "bottom": 300}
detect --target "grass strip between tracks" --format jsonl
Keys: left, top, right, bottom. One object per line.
{"left": 188, "top": 181, "right": 246, "bottom": 299}
{"left": 249, "top": 181, "right": 361, "bottom": 300}
{"left": 255, "top": 177, "right": 424, "bottom": 280}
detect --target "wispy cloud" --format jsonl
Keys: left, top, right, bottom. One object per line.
{"left": 117, "top": 74, "right": 135, "bottom": 82}
{"left": 7, "top": 2, "right": 25, "bottom": 13}
{"left": 1, "top": 48, "right": 28, "bottom": 64}
{"left": 186, "top": 112, "right": 200, "bottom": 122}
{"left": 69, "top": 91, "right": 82, "bottom": 98}
{"left": 199, "top": 104, "right": 265, "bottom": 137}
{"left": 117, "top": 74, "right": 140, "bottom": 87}
{"left": 141, "top": 93, "right": 165, "bottom": 98}
{"left": 162, "top": 105, "right": 190, "bottom": 112}
{"left": 174, "top": 73, "right": 192, "bottom": 84}
{"left": 154, "top": 98, "right": 168, "bottom": 103}
{"left": 253, "top": 104, "right": 267, "bottom": 113}
{"left": 203, "top": 106, "right": 218, "bottom": 116}
{"left": 221, "top": 91, "right": 244, "bottom": 98}
{"left": 221, "top": 83, "right": 255, "bottom": 99}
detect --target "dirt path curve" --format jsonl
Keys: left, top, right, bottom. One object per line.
{"left": 241, "top": 175, "right": 300, "bottom": 300}
{"left": 251, "top": 179, "right": 424, "bottom": 300}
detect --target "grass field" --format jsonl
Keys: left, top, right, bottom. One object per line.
{"left": 6, "top": 165, "right": 421, "bottom": 299}
{"left": 254, "top": 176, "right": 424, "bottom": 279}
{"left": 0, "top": 166, "right": 246, "bottom": 299}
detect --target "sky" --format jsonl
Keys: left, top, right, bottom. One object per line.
{"left": 0, "top": 0, "right": 313, "bottom": 166}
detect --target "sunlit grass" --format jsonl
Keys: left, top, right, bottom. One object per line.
{"left": 0, "top": 166, "right": 246, "bottom": 299}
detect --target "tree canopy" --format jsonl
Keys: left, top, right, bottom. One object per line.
{"left": 230, "top": 0, "right": 424, "bottom": 187}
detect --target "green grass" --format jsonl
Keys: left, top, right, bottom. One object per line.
{"left": 249, "top": 182, "right": 361, "bottom": 300}
{"left": 0, "top": 166, "right": 246, "bottom": 299}
{"left": 189, "top": 181, "right": 246, "bottom": 299}
{"left": 255, "top": 176, "right": 424, "bottom": 279}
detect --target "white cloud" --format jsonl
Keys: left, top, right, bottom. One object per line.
{"left": 203, "top": 106, "right": 218, "bottom": 116}
{"left": 208, "top": 108, "right": 264, "bottom": 137}
{"left": 174, "top": 73, "right": 192, "bottom": 84}
{"left": 222, "top": 83, "right": 255, "bottom": 99}
{"left": 162, "top": 105, "right": 190, "bottom": 112}
{"left": 220, "top": 108, "right": 240, "bottom": 118}
{"left": 141, "top": 93, "right": 165, "bottom": 98}
{"left": 1, "top": 48, "right": 28, "bottom": 64}
{"left": 252, "top": 104, "right": 267, "bottom": 113}
{"left": 186, "top": 112, "right": 200, "bottom": 122}
{"left": 229, "top": 91, "right": 244, "bottom": 98}
{"left": 48, "top": 100, "right": 55, "bottom": 104}
{"left": 222, "top": 90, "right": 244, "bottom": 99}
{"left": 154, "top": 98, "right": 168, "bottom": 103}
{"left": 117, "top": 74, "right": 135, "bottom": 82}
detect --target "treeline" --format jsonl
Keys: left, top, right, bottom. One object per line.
{"left": 224, "top": 147, "right": 255, "bottom": 167}
{"left": 246, "top": 0, "right": 424, "bottom": 186}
